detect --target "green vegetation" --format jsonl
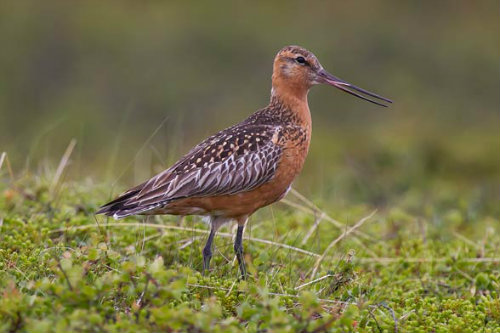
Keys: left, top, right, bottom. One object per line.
{"left": 1, "top": 134, "right": 499, "bottom": 332}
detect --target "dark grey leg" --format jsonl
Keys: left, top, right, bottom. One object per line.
{"left": 234, "top": 225, "right": 247, "bottom": 279}
{"left": 202, "top": 227, "right": 216, "bottom": 274}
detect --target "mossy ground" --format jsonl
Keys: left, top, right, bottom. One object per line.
{"left": 1, "top": 153, "right": 499, "bottom": 332}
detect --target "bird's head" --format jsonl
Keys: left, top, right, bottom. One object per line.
{"left": 272, "top": 45, "right": 392, "bottom": 107}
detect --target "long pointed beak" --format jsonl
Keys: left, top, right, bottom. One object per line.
{"left": 318, "top": 69, "right": 392, "bottom": 107}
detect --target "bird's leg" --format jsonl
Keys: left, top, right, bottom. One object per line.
{"left": 179, "top": 215, "right": 186, "bottom": 226}
{"left": 234, "top": 224, "right": 247, "bottom": 279}
{"left": 202, "top": 227, "right": 216, "bottom": 274}
{"left": 202, "top": 216, "right": 227, "bottom": 274}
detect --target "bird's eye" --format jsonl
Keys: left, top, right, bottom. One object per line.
{"left": 295, "top": 56, "right": 307, "bottom": 64}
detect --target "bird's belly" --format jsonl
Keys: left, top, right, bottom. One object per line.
{"left": 156, "top": 180, "right": 291, "bottom": 218}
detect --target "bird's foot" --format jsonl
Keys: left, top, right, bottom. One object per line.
{"left": 235, "top": 248, "right": 247, "bottom": 280}
{"left": 202, "top": 246, "right": 212, "bottom": 275}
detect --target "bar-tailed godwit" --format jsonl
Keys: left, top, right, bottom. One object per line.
{"left": 97, "top": 45, "right": 392, "bottom": 278}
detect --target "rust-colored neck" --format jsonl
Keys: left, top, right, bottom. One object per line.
{"left": 270, "top": 79, "right": 312, "bottom": 129}
{"left": 272, "top": 77, "right": 309, "bottom": 100}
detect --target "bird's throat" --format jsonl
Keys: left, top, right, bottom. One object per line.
{"left": 269, "top": 85, "right": 312, "bottom": 130}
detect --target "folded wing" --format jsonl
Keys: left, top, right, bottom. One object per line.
{"left": 97, "top": 125, "right": 282, "bottom": 219}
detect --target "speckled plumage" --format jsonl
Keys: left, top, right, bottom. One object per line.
{"left": 97, "top": 45, "right": 391, "bottom": 277}
{"left": 97, "top": 93, "right": 308, "bottom": 219}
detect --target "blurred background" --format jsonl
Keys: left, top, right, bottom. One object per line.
{"left": 1, "top": 1, "right": 498, "bottom": 215}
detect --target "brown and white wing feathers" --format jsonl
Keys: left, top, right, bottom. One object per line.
{"left": 97, "top": 125, "right": 283, "bottom": 218}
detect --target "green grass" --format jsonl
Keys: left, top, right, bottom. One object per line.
{"left": 1, "top": 151, "right": 499, "bottom": 332}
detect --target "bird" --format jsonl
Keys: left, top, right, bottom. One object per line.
{"left": 96, "top": 45, "right": 392, "bottom": 278}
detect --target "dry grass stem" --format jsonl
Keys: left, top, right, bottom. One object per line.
{"left": 0, "top": 152, "right": 6, "bottom": 172}
{"left": 452, "top": 231, "right": 482, "bottom": 250}
{"left": 111, "top": 115, "right": 170, "bottom": 187}
{"left": 295, "top": 273, "right": 335, "bottom": 290}
{"left": 289, "top": 188, "right": 320, "bottom": 210}
{"left": 51, "top": 139, "right": 77, "bottom": 192}
{"left": 281, "top": 198, "right": 371, "bottom": 240}
{"left": 0, "top": 152, "right": 15, "bottom": 181}
{"left": 311, "top": 210, "right": 377, "bottom": 278}
{"left": 301, "top": 212, "right": 324, "bottom": 245}
{"left": 289, "top": 188, "right": 373, "bottom": 240}
{"left": 178, "top": 236, "right": 204, "bottom": 250}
